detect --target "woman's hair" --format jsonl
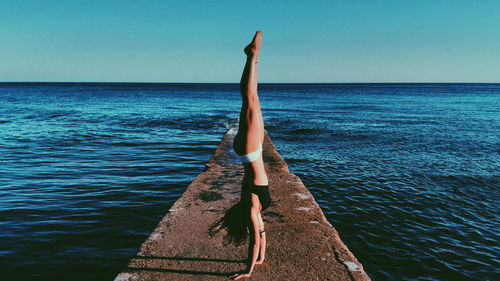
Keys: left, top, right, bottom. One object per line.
{"left": 209, "top": 200, "right": 250, "bottom": 246}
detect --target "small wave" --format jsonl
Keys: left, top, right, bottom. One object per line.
{"left": 23, "top": 110, "right": 80, "bottom": 121}
{"left": 110, "top": 141, "right": 172, "bottom": 147}
{"left": 336, "top": 105, "right": 386, "bottom": 112}
{"left": 330, "top": 132, "right": 376, "bottom": 141}
{"left": 122, "top": 118, "right": 177, "bottom": 128}
{"left": 288, "top": 128, "right": 321, "bottom": 135}
{"left": 121, "top": 114, "right": 232, "bottom": 130}
{"left": 385, "top": 118, "right": 440, "bottom": 125}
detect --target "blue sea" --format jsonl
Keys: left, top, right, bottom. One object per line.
{"left": 0, "top": 83, "right": 498, "bottom": 281}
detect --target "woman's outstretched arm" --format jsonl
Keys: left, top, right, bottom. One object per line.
{"left": 230, "top": 206, "right": 261, "bottom": 280}
{"left": 256, "top": 212, "right": 266, "bottom": 264}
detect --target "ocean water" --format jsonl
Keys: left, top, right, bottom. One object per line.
{"left": 0, "top": 83, "right": 498, "bottom": 281}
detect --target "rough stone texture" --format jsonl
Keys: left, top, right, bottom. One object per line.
{"left": 115, "top": 129, "right": 371, "bottom": 281}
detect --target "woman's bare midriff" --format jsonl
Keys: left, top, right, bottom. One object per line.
{"left": 243, "top": 159, "right": 268, "bottom": 186}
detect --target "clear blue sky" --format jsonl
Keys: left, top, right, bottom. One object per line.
{"left": 1, "top": 0, "right": 499, "bottom": 82}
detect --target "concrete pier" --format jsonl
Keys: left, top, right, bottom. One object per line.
{"left": 115, "top": 129, "right": 371, "bottom": 281}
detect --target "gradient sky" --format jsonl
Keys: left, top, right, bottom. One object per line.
{"left": 1, "top": 0, "right": 499, "bottom": 83}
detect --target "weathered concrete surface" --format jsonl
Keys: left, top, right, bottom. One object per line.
{"left": 115, "top": 129, "right": 371, "bottom": 281}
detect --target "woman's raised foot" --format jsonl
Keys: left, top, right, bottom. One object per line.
{"left": 244, "top": 31, "right": 262, "bottom": 57}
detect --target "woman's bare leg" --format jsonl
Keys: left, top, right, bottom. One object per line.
{"left": 234, "top": 31, "right": 265, "bottom": 154}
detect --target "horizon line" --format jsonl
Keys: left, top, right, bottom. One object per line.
{"left": 1, "top": 81, "right": 499, "bottom": 84}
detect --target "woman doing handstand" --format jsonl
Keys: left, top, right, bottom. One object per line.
{"left": 229, "top": 30, "right": 271, "bottom": 280}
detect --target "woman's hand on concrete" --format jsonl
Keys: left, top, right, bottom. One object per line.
{"left": 229, "top": 272, "right": 251, "bottom": 280}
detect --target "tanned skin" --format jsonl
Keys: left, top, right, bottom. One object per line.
{"left": 230, "top": 31, "right": 267, "bottom": 280}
